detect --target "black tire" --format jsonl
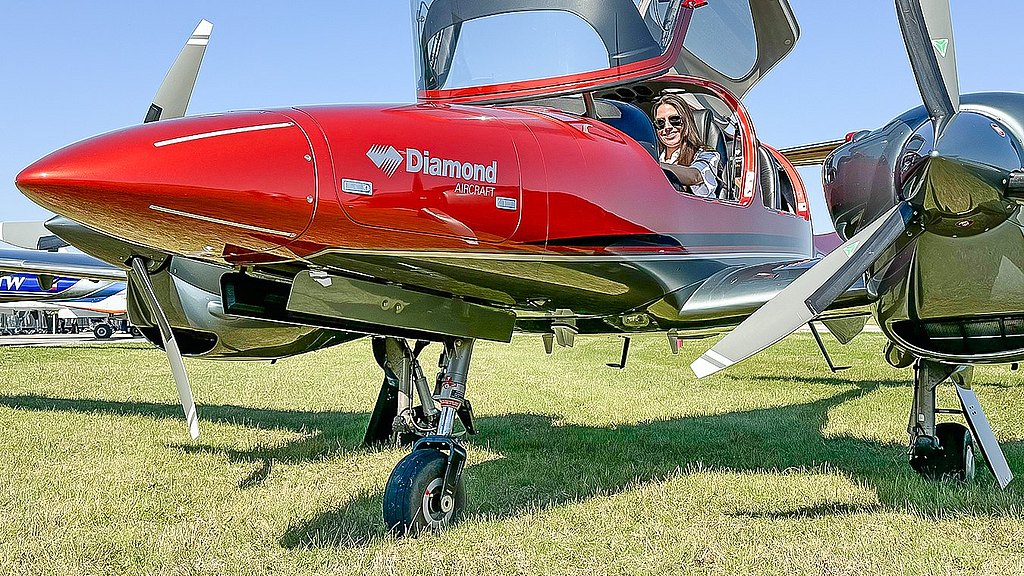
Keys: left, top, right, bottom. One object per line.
{"left": 93, "top": 323, "right": 113, "bottom": 340}
{"left": 383, "top": 449, "right": 466, "bottom": 536}
{"left": 935, "top": 422, "right": 975, "bottom": 481}
{"left": 911, "top": 422, "right": 975, "bottom": 482}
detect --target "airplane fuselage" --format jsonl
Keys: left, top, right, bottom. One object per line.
{"left": 17, "top": 99, "right": 814, "bottom": 331}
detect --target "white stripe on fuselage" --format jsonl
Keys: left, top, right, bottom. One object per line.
{"left": 152, "top": 122, "right": 293, "bottom": 147}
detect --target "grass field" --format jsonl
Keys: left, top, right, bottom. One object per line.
{"left": 1, "top": 332, "right": 1023, "bottom": 575}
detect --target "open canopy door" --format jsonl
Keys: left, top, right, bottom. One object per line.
{"left": 412, "top": 0, "right": 694, "bottom": 104}
{"left": 412, "top": 0, "right": 799, "bottom": 104}
{"left": 675, "top": 0, "right": 799, "bottom": 99}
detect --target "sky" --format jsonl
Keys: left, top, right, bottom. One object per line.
{"left": 2, "top": 0, "right": 1022, "bottom": 241}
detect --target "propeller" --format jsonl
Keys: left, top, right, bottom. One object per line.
{"left": 144, "top": 19, "right": 213, "bottom": 123}
{"left": 692, "top": 202, "right": 915, "bottom": 377}
{"left": 692, "top": 0, "right": 960, "bottom": 378}
{"left": 121, "top": 21, "right": 213, "bottom": 438}
{"left": 895, "top": 0, "right": 958, "bottom": 129}
{"left": 130, "top": 257, "right": 199, "bottom": 440}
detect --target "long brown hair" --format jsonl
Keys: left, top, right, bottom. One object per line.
{"left": 653, "top": 94, "right": 703, "bottom": 166}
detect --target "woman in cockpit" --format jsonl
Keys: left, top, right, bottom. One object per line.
{"left": 654, "top": 94, "right": 720, "bottom": 198}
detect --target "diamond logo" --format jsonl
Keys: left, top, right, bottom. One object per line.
{"left": 366, "top": 144, "right": 404, "bottom": 177}
{"left": 932, "top": 38, "right": 949, "bottom": 58}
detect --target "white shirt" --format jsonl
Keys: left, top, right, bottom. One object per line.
{"left": 660, "top": 149, "right": 721, "bottom": 198}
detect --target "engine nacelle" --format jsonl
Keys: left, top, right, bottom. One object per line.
{"left": 823, "top": 108, "right": 926, "bottom": 242}
{"left": 828, "top": 93, "right": 1024, "bottom": 364}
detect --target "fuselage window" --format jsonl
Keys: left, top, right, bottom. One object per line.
{"left": 774, "top": 155, "right": 797, "bottom": 214}
{"left": 760, "top": 150, "right": 797, "bottom": 214}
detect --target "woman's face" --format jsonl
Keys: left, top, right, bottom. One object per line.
{"left": 655, "top": 103, "right": 682, "bottom": 150}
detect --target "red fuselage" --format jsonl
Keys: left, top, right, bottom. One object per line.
{"left": 17, "top": 103, "right": 810, "bottom": 262}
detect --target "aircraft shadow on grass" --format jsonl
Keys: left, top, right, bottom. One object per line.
{"left": 1, "top": 374, "right": 1021, "bottom": 549}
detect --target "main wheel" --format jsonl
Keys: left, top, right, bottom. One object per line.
{"left": 383, "top": 449, "right": 466, "bottom": 536}
{"left": 935, "top": 422, "right": 975, "bottom": 481}
{"left": 93, "top": 323, "right": 113, "bottom": 339}
{"left": 910, "top": 422, "right": 975, "bottom": 482}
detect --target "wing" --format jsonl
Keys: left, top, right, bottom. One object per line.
{"left": 0, "top": 248, "right": 126, "bottom": 282}
{"left": 777, "top": 138, "right": 847, "bottom": 167}
{"left": 665, "top": 257, "right": 871, "bottom": 326}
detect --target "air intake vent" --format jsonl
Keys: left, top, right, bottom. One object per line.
{"left": 892, "top": 315, "right": 1024, "bottom": 356}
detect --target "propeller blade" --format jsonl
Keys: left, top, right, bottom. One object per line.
{"left": 129, "top": 257, "right": 199, "bottom": 440}
{"left": 895, "top": 0, "right": 959, "bottom": 124}
{"left": 144, "top": 19, "right": 213, "bottom": 123}
{"left": 691, "top": 202, "right": 916, "bottom": 378}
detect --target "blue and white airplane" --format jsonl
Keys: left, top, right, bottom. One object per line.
{"left": 0, "top": 224, "right": 128, "bottom": 336}
{"left": 0, "top": 248, "right": 126, "bottom": 304}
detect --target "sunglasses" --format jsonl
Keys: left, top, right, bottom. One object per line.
{"left": 655, "top": 115, "right": 683, "bottom": 130}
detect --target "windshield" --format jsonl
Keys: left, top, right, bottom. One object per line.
{"left": 411, "top": 0, "right": 685, "bottom": 92}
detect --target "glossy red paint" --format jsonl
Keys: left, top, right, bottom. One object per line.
{"left": 17, "top": 110, "right": 318, "bottom": 259}
{"left": 17, "top": 81, "right": 813, "bottom": 265}
{"left": 299, "top": 105, "right": 528, "bottom": 244}
{"left": 417, "top": 8, "right": 695, "bottom": 105}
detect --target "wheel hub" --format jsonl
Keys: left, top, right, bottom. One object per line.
{"left": 421, "top": 478, "right": 452, "bottom": 526}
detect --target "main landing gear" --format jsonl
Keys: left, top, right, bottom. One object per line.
{"left": 907, "top": 359, "right": 1012, "bottom": 487}
{"left": 366, "top": 337, "right": 477, "bottom": 535}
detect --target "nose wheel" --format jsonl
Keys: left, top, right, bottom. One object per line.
{"left": 383, "top": 445, "right": 467, "bottom": 535}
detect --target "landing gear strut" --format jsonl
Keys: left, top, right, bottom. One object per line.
{"left": 364, "top": 338, "right": 439, "bottom": 447}
{"left": 907, "top": 359, "right": 1012, "bottom": 487}
{"left": 370, "top": 337, "right": 477, "bottom": 535}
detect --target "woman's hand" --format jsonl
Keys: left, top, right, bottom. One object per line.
{"left": 660, "top": 163, "right": 702, "bottom": 186}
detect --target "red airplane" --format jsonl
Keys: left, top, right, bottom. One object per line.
{"left": 14, "top": 0, "right": 1015, "bottom": 534}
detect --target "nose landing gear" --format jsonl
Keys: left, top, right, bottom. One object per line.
{"left": 376, "top": 337, "right": 476, "bottom": 535}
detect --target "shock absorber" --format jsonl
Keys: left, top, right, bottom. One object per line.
{"left": 436, "top": 338, "right": 474, "bottom": 436}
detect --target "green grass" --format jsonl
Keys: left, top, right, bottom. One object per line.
{"left": 1, "top": 333, "right": 1023, "bottom": 575}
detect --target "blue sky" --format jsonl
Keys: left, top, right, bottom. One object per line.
{"left": 2, "top": 1, "right": 1022, "bottom": 238}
